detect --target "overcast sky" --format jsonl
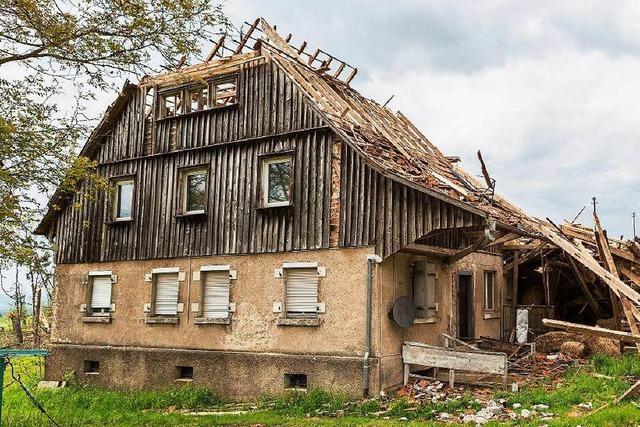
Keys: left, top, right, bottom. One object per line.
{"left": 3, "top": 1, "right": 639, "bottom": 312}
{"left": 223, "top": 0, "right": 640, "bottom": 239}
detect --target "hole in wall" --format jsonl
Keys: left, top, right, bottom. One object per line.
{"left": 284, "top": 373, "right": 307, "bottom": 390}
{"left": 84, "top": 360, "right": 100, "bottom": 374}
{"left": 176, "top": 365, "right": 193, "bottom": 380}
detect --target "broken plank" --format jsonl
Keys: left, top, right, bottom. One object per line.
{"left": 542, "top": 318, "right": 640, "bottom": 344}
{"left": 403, "top": 342, "right": 507, "bottom": 375}
{"left": 593, "top": 211, "right": 640, "bottom": 350}
{"left": 615, "top": 380, "right": 640, "bottom": 404}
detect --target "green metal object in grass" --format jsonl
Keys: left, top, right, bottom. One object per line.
{"left": 0, "top": 349, "right": 49, "bottom": 427}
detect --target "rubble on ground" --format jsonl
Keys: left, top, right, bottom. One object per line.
{"left": 535, "top": 328, "right": 621, "bottom": 358}
{"left": 560, "top": 341, "right": 586, "bottom": 359}
{"left": 395, "top": 378, "right": 559, "bottom": 424}
{"left": 535, "top": 331, "right": 585, "bottom": 354}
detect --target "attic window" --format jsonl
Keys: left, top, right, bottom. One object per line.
{"left": 161, "top": 91, "right": 182, "bottom": 117}
{"left": 187, "top": 86, "right": 209, "bottom": 113}
{"left": 213, "top": 78, "right": 237, "bottom": 107}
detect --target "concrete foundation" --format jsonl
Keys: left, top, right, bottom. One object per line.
{"left": 46, "top": 343, "right": 377, "bottom": 399}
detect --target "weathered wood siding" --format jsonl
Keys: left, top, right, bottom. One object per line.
{"left": 95, "top": 57, "right": 324, "bottom": 163}
{"left": 338, "top": 143, "right": 483, "bottom": 257}
{"left": 51, "top": 56, "right": 485, "bottom": 263}
{"left": 54, "top": 130, "right": 333, "bottom": 263}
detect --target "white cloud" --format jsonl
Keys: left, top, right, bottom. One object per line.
{"left": 227, "top": 0, "right": 640, "bottom": 237}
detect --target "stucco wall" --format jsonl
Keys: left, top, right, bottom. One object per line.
{"left": 376, "top": 250, "right": 504, "bottom": 390}
{"left": 49, "top": 245, "right": 503, "bottom": 397}
{"left": 52, "top": 247, "right": 374, "bottom": 356}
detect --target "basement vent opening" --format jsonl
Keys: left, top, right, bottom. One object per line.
{"left": 284, "top": 373, "right": 307, "bottom": 390}
{"left": 84, "top": 360, "right": 100, "bottom": 374}
{"left": 176, "top": 365, "right": 193, "bottom": 380}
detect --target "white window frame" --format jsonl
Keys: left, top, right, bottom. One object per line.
{"left": 198, "top": 265, "right": 236, "bottom": 319}
{"left": 484, "top": 271, "right": 496, "bottom": 311}
{"left": 181, "top": 168, "right": 208, "bottom": 215}
{"left": 152, "top": 268, "right": 181, "bottom": 316}
{"left": 278, "top": 262, "right": 325, "bottom": 318}
{"left": 113, "top": 179, "right": 134, "bottom": 221}
{"left": 88, "top": 271, "right": 114, "bottom": 316}
{"left": 261, "top": 155, "right": 293, "bottom": 208}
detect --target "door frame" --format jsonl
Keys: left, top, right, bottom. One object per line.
{"left": 456, "top": 271, "right": 475, "bottom": 340}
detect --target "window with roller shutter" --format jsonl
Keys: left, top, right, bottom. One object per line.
{"left": 284, "top": 267, "right": 319, "bottom": 317}
{"left": 202, "top": 270, "right": 230, "bottom": 318}
{"left": 90, "top": 275, "right": 112, "bottom": 316}
{"left": 154, "top": 272, "right": 179, "bottom": 315}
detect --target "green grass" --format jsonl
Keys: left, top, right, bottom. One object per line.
{"left": 3, "top": 355, "right": 640, "bottom": 426}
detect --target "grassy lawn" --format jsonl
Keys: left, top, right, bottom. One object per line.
{"left": 2, "top": 355, "right": 640, "bottom": 426}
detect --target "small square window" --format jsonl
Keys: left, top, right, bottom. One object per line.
{"left": 113, "top": 179, "right": 134, "bottom": 220}
{"left": 84, "top": 360, "right": 100, "bottom": 374}
{"left": 261, "top": 156, "right": 292, "bottom": 207}
{"left": 180, "top": 168, "right": 208, "bottom": 214}
{"left": 176, "top": 366, "right": 193, "bottom": 380}
{"left": 187, "top": 86, "right": 209, "bottom": 113}
{"left": 214, "top": 79, "right": 237, "bottom": 107}
{"left": 484, "top": 271, "right": 496, "bottom": 310}
{"left": 161, "top": 92, "right": 182, "bottom": 117}
{"left": 284, "top": 373, "right": 307, "bottom": 390}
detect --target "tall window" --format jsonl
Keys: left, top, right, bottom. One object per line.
{"left": 484, "top": 271, "right": 496, "bottom": 311}
{"left": 284, "top": 266, "right": 319, "bottom": 317}
{"left": 202, "top": 270, "right": 231, "bottom": 319}
{"left": 261, "top": 155, "right": 292, "bottom": 207}
{"left": 113, "top": 179, "right": 133, "bottom": 220}
{"left": 154, "top": 272, "right": 179, "bottom": 316}
{"left": 213, "top": 79, "right": 237, "bottom": 107}
{"left": 181, "top": 169, "right": 207, "bottom": 214}
{"left": 413, "top": 261, "right": 437, "bottom": 319}
{"left": 90, "top": 273, "right": 112, "bottom": 316}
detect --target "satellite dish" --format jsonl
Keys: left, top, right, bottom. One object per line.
{"left": 391, "top": 296, "right": 416, "bottom": 328}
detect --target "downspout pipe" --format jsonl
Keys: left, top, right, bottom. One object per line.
{"left": 363, "top": 253, "right": 382, "bottom": 397}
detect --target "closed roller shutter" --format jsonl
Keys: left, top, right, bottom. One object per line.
{"left": 285, "top": 267, "right": 318, "bottom": 316}
{"left": 91, "top": 275, "right": 112, "bottom": 313}
{"left": 155, "top": 272, "right": 179, "bottom": 315}
{"left": 203, "top": 271, "right": 230, "bottom": 318}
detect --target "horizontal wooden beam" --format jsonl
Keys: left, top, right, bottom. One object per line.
{"left": 542, "top": 318, "right": 640, "bottom": 344}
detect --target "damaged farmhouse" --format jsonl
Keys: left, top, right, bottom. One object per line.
{"left": 35, "top": 18, "right": 640, "bottom": 399}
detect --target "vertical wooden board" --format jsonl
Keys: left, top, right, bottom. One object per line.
{"left": 230, "top": 145, "right": 241, "bottom": 253}
{"left": 321, "top": 133, "right": 332, "bottom": 248}
{"left": 308, "top": 132, "right": 318, "bottom": 248}
{"left": 338, "top": 142, "right": 348, "bottom": 247}
{"left": 300, "top": 133, "right": 310, "bottom": 250}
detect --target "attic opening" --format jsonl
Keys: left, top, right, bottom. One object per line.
{"left": 505, "top": 249, "right": 610, "bottom": 340}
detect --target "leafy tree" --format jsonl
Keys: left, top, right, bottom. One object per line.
{"left": 0, "top": 0, "right": 228, "bottom": 341}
